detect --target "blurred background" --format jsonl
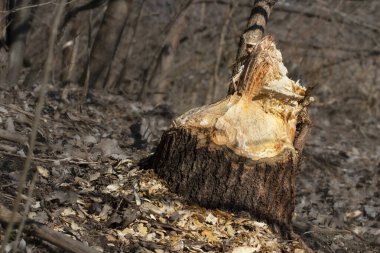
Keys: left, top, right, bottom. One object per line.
{"left": 0, "top": 0, "right": 379, "bottom": 250}
{"left": 0, "top": 0, "right": 379, "bottom": 116}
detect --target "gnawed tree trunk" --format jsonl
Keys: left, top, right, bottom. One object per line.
{"left": 230, "top": 0, "right": 277, "bottom": 94}
{"left": 147, "top": 36, "right": 311, "bottom": 237}
{"left": 85, "top": 0, "right": 131, "bottom": 89}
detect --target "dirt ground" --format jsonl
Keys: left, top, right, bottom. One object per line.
{"left": 0, "top": 82, "right": 379, "bottom": 253}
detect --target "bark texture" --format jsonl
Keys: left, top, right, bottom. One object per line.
{"left": 152, "top": 128, "right": 299, "bottom": 235}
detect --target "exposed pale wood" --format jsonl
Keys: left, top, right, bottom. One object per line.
{"left": 230, "top": 0, "right": 278, "bottom": 95}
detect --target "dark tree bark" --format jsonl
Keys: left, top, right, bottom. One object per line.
{"left": 146, "top": 2, "right": 311, "bottom": 239}
{"left": 6, "top": 0, "right": 33, "bottom": 85}
{"left": 153, "top": 128, "right": 300, "bottom": 235}
{"left": 0, "top": 0, "right": 7, "bottom": 85}
{"left": 0, "top": 1, "right": 6, "bottom": 47}
{"left": 85, "top": 0, "right": 131, "bottom": 89}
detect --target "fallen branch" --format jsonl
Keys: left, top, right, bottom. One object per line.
{"left": 0, "top": 150, "right": 100, "bottom": 165}
{"left": 0, "top": 103, "right": 49, "bottom": 123}
{"left": 0, "top": 144, "right": 18, "bottom": 153}
{"left": 0, "top": 129, "right": 28, "bottom": 144}
{"left": 0, "top": 204, "right": 100, "bottom": 253}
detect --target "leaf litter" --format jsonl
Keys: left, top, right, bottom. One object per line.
{"left": 0, "top": 85, "right": 378, "bottom": 252}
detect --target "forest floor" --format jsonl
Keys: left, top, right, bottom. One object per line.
{"left": 0, "top": 85, "right": 379, "bottom": 253}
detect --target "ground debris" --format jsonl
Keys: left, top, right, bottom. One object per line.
{"left": 0, "top": 85, "right": 379, "bottom": 252}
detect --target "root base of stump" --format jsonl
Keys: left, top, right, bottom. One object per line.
{"left": 150, "top": 127, "right": 300, "bottom": 237}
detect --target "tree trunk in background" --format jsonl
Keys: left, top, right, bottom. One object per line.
{"left": 146, "top": 1, "right": 312, "bottom": 239}
{"left": 140, "top": 0, "right": 193, "bottom": 104}
{"left": 86, "top": 0, "right": 131, "bottom": 89}
{"left": 0, "top": 0, "right": 7, "bottom": 85}
{"left": 0, "top": 0, "right": 5, "bottom": 44}
{"left": 229, "top": 0, "right": 278, "bottom": 94}
{"left": 114, "top": 0, "right": 145, "bottom": 92}
{"left": 6, "top": 0, "right": 33, "bottom": 86}
{"left": 207, "top": 2, "right": 235, "bottom": 103}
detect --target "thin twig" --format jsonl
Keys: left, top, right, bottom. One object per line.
{"left": 81, "top": 9, "right": 93, "bottom": 104}
{"left": 0, "top": 103, "right": 49, "bottom": 122}
{"left": 0, "top": 2, "right": 65, "bottom": 252}
{"left": 0, "top": 150, "right": 100, "bottom": 165}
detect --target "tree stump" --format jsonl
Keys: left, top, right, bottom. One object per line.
{"left": 149, "top": 36, "right": 311, "bottom": 236}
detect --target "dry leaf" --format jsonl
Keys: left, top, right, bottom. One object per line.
{"left": 106, "top": 184, "right": 121, "bottom": 192}
{"left": 345, "top": 210, "right": 362, "bottom": 221}
{"left": 226, "top": 224, "right": 235, "bottom": 237}
{"left": 231, "top": 246, "right": 261, "bottom": 253}
{"left": 106, "top": 234, "right": 118, "bottom": 242}
{"left": 170, "top": 236, "right": 184, "bottom": 251}
{"left": 137, "top": 223, "right": 148, "bottom": 236}
{"left": 99, "top": 204, "right": 112, "bottom": 220}
{"left": 201, "top": 229, "right": 218, "bottom": 243}
{"left": 61, "top": 207, "right": 76, "bottom": 217}
{"left": 36, "top": 165, "right": 49, "bottom": 178}
{"left": 89, "top": 172, "right": 101, "bottom": 181}
{"left": 70, "top": 221, "right": 80, "bottom": 231}
{"left": 205, "top": 213, "right": 218, "bottom": 225}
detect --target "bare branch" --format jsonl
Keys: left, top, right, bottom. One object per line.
{"left": 275, "top": 3, "right": 380, "bottom": 35}
{"left": 0, "top": 203, "right": 101, "bottom": 253}
{"left": 0, "top": 128, "right": 28, "bottom": 144}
